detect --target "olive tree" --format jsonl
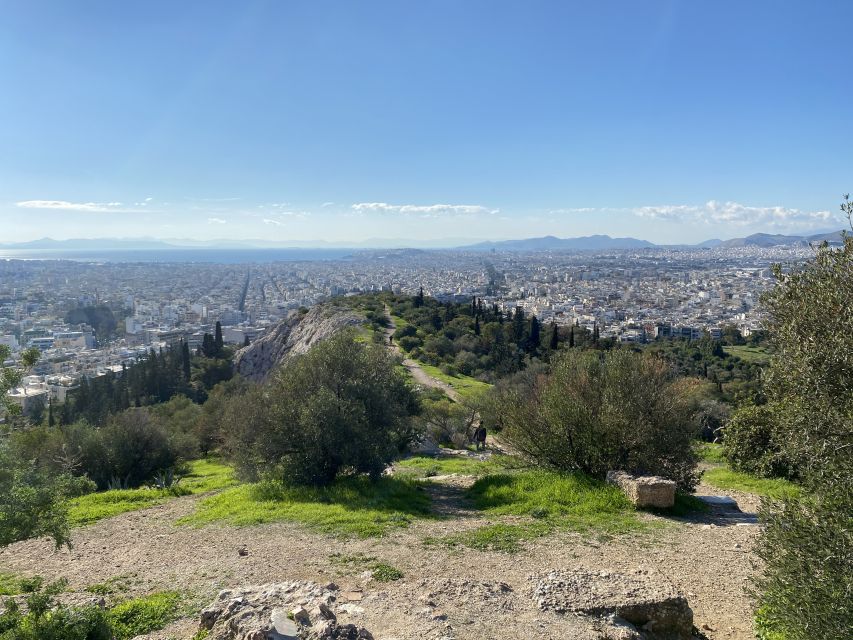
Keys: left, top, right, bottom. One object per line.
{"left": 225, "top": 331, "right": 419, "bottom": 486}
{"left": 498, "top": 349, "right": 700, "bottom": 490}
{"left": 746, "top": 197, "right": 853, "bottom": 640}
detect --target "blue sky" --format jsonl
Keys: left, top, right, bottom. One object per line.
{"left": 2, "top": 1, "right": 851, "bottom": 245}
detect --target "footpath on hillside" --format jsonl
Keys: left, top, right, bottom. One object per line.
{"left": 383, "top": 305, "right": 463, "bottom": 403}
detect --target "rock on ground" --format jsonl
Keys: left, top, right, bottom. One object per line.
{"left": 199, "top": 581, "right": 375, "bottom": 640}
{"left": 606, "top": 471, "right": 676, "bottom": 509}
{"left": 533, "top": 569, "right": 694, "bottom": 640}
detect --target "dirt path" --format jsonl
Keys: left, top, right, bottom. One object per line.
{"left": 383, "top": 306, "right": 463, "bottom": 403}
{"left": 0, "top": 469, "right": 762, "bottom": 640}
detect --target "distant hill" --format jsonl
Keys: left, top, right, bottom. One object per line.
{"left": 718, "top": 230, "right": 845, "bottom": 248}
{"left": 460, "top": 234, "right": 656, "bottom": 251}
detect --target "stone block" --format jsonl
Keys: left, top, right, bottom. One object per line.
{"left": 607, "top": 471, "right": 676, "bottom": 508}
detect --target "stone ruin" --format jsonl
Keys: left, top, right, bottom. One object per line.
{"left": 532, "top": 569, "right": 694, "bottom": 640}
{"left": 198, "top": 581, "right": 374, "bottom": 640}
{"left": 606, "top": 471, "right": 676, "bottom": 509}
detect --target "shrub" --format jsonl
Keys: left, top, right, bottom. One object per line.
{"left": 0, "top": 442, "right": 94, "bottom": 548}
{"left": 722, "top": 405, "right": 798, "bottom": 480}
{"left": 108, "top": 591, "right": 182, "bottom": 640}
{"left": 225, "top": 331, "right": 420, "bottom": 486}
{"left": 497, "top": 349, "right": 700, "bottom": 490}
{"left": 0, "top": 579, "right": 113, "bottom": 640}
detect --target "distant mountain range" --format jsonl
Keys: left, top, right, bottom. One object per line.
{"left": 0, "top": 230, "right": 845, "bottom": 253}
{"left": 459, "top": 234, "right": 656, "bottom": 251}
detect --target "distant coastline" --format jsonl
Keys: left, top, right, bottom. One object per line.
{"left": 0, "top": 248, "right": 356, "bottom": 263}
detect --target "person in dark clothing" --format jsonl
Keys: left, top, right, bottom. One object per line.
{"left": 474, "top": 425, "right": 487, "bottom": 451}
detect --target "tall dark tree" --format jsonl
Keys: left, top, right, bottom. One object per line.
{"left": 593, "top": 322, "right": 600, "bottom": 344}
{"left": 549, "top": 322, "right": 559, "bottom": 350}
{"left": 47, "top": 401, "right": 55, "bottom": 427}
{"left": 569, "top": 326, "right": 575, "bottom": 348}
{"left": 243, "top": 334, "right": 250, "bottom": 347}
{"left": 512, "top": 306, "right": 526, "bottom": 342}
{"left": 474, "top": 316, "right": 481, "bottom": 336}
{"left": 414, "top": 287, "right": 425, "bottom": 307}
{"left": 214, "top": 321, "right": 224, "bottom": 353}
{"left": 527, "top": 315, "right": 541, "bottom": 353}
{"left": 181, "top": 340, "right": 192, "bottom": 382}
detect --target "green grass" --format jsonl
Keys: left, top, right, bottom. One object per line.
{"left": 417, "top": 363, "right": 493, "bottom": 400}
{"left": 468, "top": 471, "right": 645, "bottom": 533}
{"left": 703, "top": 467, "right": 800, "bottom": 499}
{"left": 68, "top": 458, "right": 237, "bottom": 526}
{"left": 394, "top": 454, "right": 518, "bottom": 478}
{"left": 180, "top": 475, "right": 433, "bottom": 537}
{"left": 108, "top": 591, "right": 182, "bottom": 640}
{"left": 329, "top": 553, "right": 404, "bottom": 582}
{"left": 425, "top": 470, "right": 647, "bottom": 553}
{"left": 85, "top": 574, "right": 135, "bottom": 596}
{"left": 696, "top": 441, "right": 726, "bottom": 464}
{"left": 428, "top": 522, "right": 552, "bottom": 553}
{"left": 390, "top": 314, "right": 410, "bottom": 332}
{"left": 724, "top": 345, "right": 771, "bottom": 365}
{"left": 0, "top": 573, "right": 43, "bottom": 596}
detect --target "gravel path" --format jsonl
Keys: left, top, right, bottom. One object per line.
{"left": 0, "top": 471, "right": 762, "bottom": 640}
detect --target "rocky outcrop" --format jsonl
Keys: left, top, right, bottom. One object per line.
{"left": 606, "top": 471, "right": 676, "bottom": 509}
{"left": 199, "top": 581, "right": 374, "bottom": 640}
{"left": 234, "top": 305, "right": 364, "bottom": 382}
{"left": 533, "top": 569, "right": 694, "bottom": 640}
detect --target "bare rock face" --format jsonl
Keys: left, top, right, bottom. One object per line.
{"left": 533, "top": 569, "right": 694, "bottom": 640}
{"left": 606, "top": 471, "right": 676, "bottom": 509}
{"left": 199, "top": 581, "right": 374, "bottom": 640}
{"left": 234, "top": 305, "right": 364, "bottom": 382}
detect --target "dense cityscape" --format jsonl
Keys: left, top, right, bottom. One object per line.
{"left": 1, "top": 244, "right": 809, "bottom": 414}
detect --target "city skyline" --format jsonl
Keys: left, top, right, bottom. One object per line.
{"left": 3, "top": 2, "right": 852, "bottom": 243}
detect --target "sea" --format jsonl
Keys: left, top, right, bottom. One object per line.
{"left": 0, "top": 248, "right": 357, "bottom": 264}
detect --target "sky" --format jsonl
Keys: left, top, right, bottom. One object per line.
{"left": 1, "top": 1, "right": 852, "bottom": 245}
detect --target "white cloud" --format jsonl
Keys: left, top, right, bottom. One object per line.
{"left": 207, "top": 217, "right": 227, "bottom": 224}
{"left": 633, "top": 200, "right": 834, "bottom": 228}
{"left": 321, "top": 201, "right": 335, "bottom": 207}
{"left": 16, "top": 200, "right": 127, "bottom": 213}
{"left": 263, "top": 218, "right": 284, "bottom": 226}
{"left": 351, "top": 202, "right": 498, "bottom": 217}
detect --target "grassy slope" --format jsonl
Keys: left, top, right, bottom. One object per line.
{"left": 723, "top": 345, "right": 771, "bottom": 365}
{"left": 394, "top": 454, "right": 517, "bottom": 478}
{"left": 69, "top": 459, "right": 237, "bottom": 526}
{"left": 180, "top": 476, "right": 433, "bottom": 537}
{"left": 417, "top": 363, "right": 492, "bottom": 400}
{"left": 697, "top": 442, "right": 800, "bottom": 499}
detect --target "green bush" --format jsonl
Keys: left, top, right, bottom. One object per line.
{"left": 722, "top": 405, "right": 798, "bottom": 480}
{"left": 225, "top": 331, "right": 420, "bottom": 486}
{"left": 0, "top": 580, "right": 113, "bottom": 640}
{"left": 108, "top": 591, "right": 182, "bottom": 640}
{"left": 497, "top": 350, "right": 700, "bottom": 490}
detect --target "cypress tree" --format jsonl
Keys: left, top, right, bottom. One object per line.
{"left": 243, "top": 334, "right": 250, "bottom": 347}
{"left": 474, "top": 316, "right": 481, "bottom": 336}
{"left": 549, "top": 322, "right": 559, "bottom": 350}
{"left": 527, "top": 315, "right": 540, "bottom": 352}
{"left": 48, "top": 401, "right": 55, "bottom": 427}
{"left": 569, "top": 326, "right": 575, "bottom": 348}
{"left": 181, "top": 340, "right": 191, "bottom": 382}
{"left": 214, "top": 321, "right": 224, "bottom": 353}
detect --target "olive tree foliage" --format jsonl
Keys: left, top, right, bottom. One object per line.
{"left": 225, "top": 331, "right": 420, "bottom": 486}
{"left": 497, "top": 349, "right": 700, "bottom": 490}
{"left": 0, "top": 347, "right": 87, "bottom": 548}
{"left": 745, "top": 197, "right": 853, "bottom": 640}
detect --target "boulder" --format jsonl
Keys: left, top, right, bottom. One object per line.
{"left": 199, "top": 581, "right": 375, "bottom": 640}
{"left": 606, "top": 471, "right": 676, "bottom": 508}
{"left": 533, "top": 570, "right": 693, "bottom": 640}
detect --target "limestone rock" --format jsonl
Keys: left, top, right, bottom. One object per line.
{"left": 234, "top": 305, "right": 364, "bottom": 382}
{"left": 199, "top": 581, "right": 375, "bottom": 640}
{"left": 533, "top": 569, "right": 694, "bottom": 640}
{"left": 606, "top": 471, "right": 676, "bottom": 508}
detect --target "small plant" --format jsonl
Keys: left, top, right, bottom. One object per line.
{"left": 329, "top": 553, "right": 404, "bottom": 582}
{"left": 370, "top": 563, "right": 404, "bottom": 582}
{"left": 0, "top": 578, "right": 113, "bottom": 640}
{"left": 151, "top": 469, "right": 181, "bottom": 490}
{"left": 107, "top": 591, "right": 182, "bottom": 640}
{"left": 85, "top": 574, "right": 134, "bottom": 596}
